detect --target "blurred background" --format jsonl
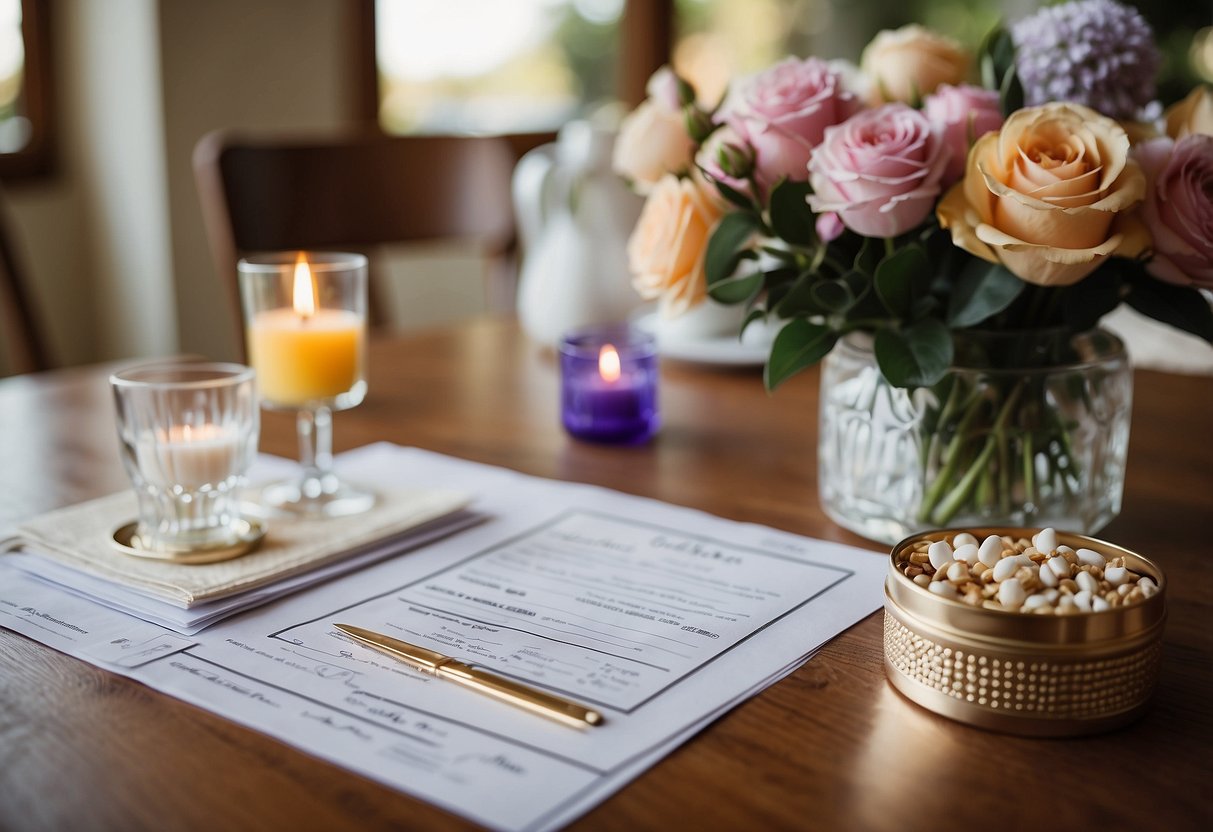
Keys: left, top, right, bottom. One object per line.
{"left": 2, "top": 0, "right": 1211, "bottom": 376}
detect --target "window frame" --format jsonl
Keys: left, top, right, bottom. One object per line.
{"left": 0, "top": 0, "right": 55, "bottom": 180}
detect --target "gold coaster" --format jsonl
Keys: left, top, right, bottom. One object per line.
{"left": 111, "top": 518, "right": 267, "bottom": 565}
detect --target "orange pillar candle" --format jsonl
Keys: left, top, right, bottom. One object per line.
{"left": 247, "top": 255, "right": 365, "bottom": 407}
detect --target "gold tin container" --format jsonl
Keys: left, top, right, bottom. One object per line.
{"left": 883, "top": 528, "right": 1166, "bottom": 736}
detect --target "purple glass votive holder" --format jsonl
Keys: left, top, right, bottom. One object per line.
{"left": 559, "top": 326, "right": 659, "bottom": 444}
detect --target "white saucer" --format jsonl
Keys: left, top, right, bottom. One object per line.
{"left": 633, "top": 311, "right": 775, "bottom": 367}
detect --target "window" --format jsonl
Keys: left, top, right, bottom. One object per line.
{"left": 374, "top": 0, "right": 625, "bottom": 135}
{"left": 0, "top": 0, "right": 53, "bottom": 178}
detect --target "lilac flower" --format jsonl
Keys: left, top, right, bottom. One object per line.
{"left": 1012, "top": 0, "right": 1160, "bottom": 121}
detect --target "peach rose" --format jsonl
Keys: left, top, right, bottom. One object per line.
{"left": 860, "top": 25, "right": 968, "bottom": 105}
{"left": 1164, "top": 86, "right": 1213, "bottom": 140}
{"left": 627, "top": 174, "right": 725, "bottom": 316}
{"left": 937, "top": 102, "right": 1148, "bottom": 286}
{"left": 613, "top": 69, "right": 697, "bottom": 194}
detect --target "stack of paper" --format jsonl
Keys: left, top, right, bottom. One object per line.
{"left": 0, "top": 444, "right": 887, "bottom": 831}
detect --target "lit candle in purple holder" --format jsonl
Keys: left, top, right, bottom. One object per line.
{"left": 560, "top": 326, "right": 659, "bottom": 444}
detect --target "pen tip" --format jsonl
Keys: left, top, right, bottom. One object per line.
{"left": 586, "top": 711, "right": 604, "bottom": 726}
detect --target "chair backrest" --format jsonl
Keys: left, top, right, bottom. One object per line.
{"left": 0, "top": 183, "right": 50, "bottom": 376}
{"left": 193, "top": 129, "right": 519, "bottom": 355}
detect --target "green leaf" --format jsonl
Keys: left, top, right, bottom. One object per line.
{"left": 979, "top": 24, "right": 1023, "bottom": 116}
{"left": 874, "top": 320, "right": 953, "bottom": 388}
{"left": 741, "top": 307, "right": 767, "bottom": 336}
{"left": 999, "top": 63, "right": 1024, "bottom": 116}
{"left": 705, "top": 211, "right": 762, "bottom": 287}
{"left": 708, "top": 271, "right": 764, "bottom": 305}
{"left": 841, "top": 268, "right": 885, "bottom": 320}
{"left": 772, "top": 269, "right": 819, "bottom": 317}
{"left": 1125, "top": 269, "right": 1213, "bottom": 344}
{"left": 710, "top": 176, "right": 756, "bottom": 211}
{"left": 764, "top": 320, "right": 837, "bottom": 391}
{"left": 979, "top": 25, "right": 1015, "bottom": 90}
{"left": 768, "top": 179, "right": 816, "bottom": 246}
{"left": 1062, "top": 269, "right": 1122, "bottom": 333}
{"left": 854, "top": 236, "right": 883, "bottom": 277}
{"left": 947, "top": 260, "right": 1025, "bottom": 327}
{"left": 874, "top": 243, "right": 929, "bottom": 318}
{"left": 810, "top": 279, "right": 854, "bottom": 313}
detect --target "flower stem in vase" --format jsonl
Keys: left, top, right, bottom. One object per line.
{"left": 924, "top": 378, "right": 1024, "bottom": 526}
{"left": 917, "top": 379, "right": 992, "bottom": 522}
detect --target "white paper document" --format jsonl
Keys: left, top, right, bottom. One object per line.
{"left": 0, "top": 444, "right": 886, "bottom": 831}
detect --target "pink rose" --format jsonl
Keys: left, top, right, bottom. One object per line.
{"left": 816, "top": 212, "right": 845, "bottom": 242}
{"left": 1135, "top": 135, "right": 1213, "bottom": 289}
{"left": 808, "top": 104, "right": 949, "bottom": 238}
{"left": 923, "top": 83, "right": 1004, "bottom": 186}
{"left": 725, "top": 57, "right": 860, "bottom": 192}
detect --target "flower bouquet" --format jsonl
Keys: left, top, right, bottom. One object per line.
{"left": 614, "top": 0, "right": 1213, "bottom": 541}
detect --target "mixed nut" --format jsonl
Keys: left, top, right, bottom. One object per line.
{"left": 896, "top": 528, "right": 1160, "bottom": 614}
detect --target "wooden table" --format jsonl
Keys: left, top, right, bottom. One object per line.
{"left": 2, "top": 318, "right": 1210, "bottom": 830}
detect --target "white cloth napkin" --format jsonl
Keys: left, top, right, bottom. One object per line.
{"left": 2, "top": 486, "right": 471, "bottom": 607}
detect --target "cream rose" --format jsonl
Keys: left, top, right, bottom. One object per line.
{"left": 1164, "top": 85, "right": 1213, "bottom": 140}
{"left": 860, "top": 25, "right": 968, "bottom": 105}
{"left": 937, "top": 102, "right": 1148, "bottom": 286}
{"left": 627, "top": 175, "right": 725, "bottom": 316}
{"left": 613, "top": 70, "right": 697, "bottom": 194}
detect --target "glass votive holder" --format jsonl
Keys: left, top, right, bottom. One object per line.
{"left": 110, "top": 362, "right": 260, "bottom": 556}
{"left": 559, "top": 325, "right": 659, "bottom": 444}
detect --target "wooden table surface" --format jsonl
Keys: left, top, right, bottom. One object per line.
{"left": 1, "top": 317, "right": 1210, "bottom": 831}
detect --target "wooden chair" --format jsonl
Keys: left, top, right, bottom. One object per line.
{"left": 0, "top": 183, "right": 50, "bottom": 375}
{"left": 193, "top": 130, "right": 521, "bottom": 358}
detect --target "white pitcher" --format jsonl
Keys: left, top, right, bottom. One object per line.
{"left": 512, "top": 120, "right": 644, "bottom": 346}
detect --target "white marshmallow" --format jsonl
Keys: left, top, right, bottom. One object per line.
{"left": 1046, "top": 556, "right": 1071, "bottom": 578}
{"left": 952, "top": 543, "right": 979, "bottom": 563}
{"left": 1032, "top": 527, "right": 1058, "bottom": 554}
{"left": 928, "top": 540, "right": 954, "bottom": 571}
{"left": 1076, "top": 547, "right": 1106, "bottom": 568}
{"left": 1038, "top": 563, "right": 1059, "bottom": 588}
{"left": 1076, "top": 571, "right": 1099, "bottom": 594}
{"left": 1105, "top": 566, "right": 1129, "bottom": 586}
{"left": 952, "top": 532, "right": 978, "bottom": 548}
{"left": 998, "top": 579, "right": 1026, "bottom": 609}
{"left": 978, "top": 535, "right": 1004, "bottom": 567}
{"left": 929, "top": 581, "right": 959, "bottom": 598}
{"left": 1022, "top": 594, "right": 1051, "bottom": 611}
{"left": 992, "top": 555, "right": 1029, "bottom": 582}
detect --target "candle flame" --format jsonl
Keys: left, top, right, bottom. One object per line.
{"left": 292, "top": 253, "right": 317, "bottom": 318}
{"left": 599, "top": 344, "right": 621, "bottom": 382}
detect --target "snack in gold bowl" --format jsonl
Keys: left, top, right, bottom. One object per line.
{"left": 884, "top": 528, "right": 1165, "bottom": 736}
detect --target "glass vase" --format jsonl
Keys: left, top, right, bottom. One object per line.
{"left": 817, "top": 329, "right": 1132, "bottom": 544}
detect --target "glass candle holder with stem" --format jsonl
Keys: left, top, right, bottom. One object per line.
{"left": 238, "top": 251, "right": 376, "bottom": 517}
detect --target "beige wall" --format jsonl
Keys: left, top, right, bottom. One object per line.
{"left": 159, "top": 0, "right": 356, "bottom": 362}
{"left": 4, "top": 0, "right": 357, "bottom": 373}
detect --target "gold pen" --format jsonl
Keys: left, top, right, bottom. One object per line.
{"left": 333, "top": 623, "right": 604, "bottom": 729}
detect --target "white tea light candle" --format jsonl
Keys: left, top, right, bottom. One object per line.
{"left": 134, "top": 424, "right": 242, "bottom": 491}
